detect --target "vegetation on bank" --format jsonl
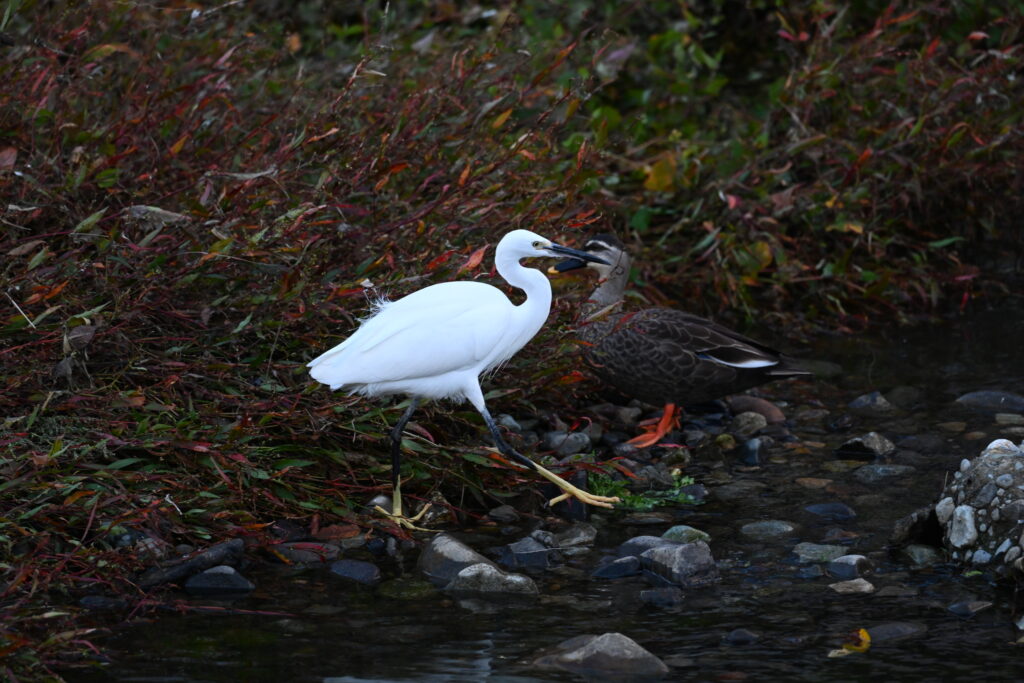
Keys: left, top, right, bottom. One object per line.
{"left": 1, "top": 1, "right": 1021, "bottom": 677}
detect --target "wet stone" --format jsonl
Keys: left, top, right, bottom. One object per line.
{"left": 793, "top": 542, "right": 848, "bottom": 563}
{"left": 661, "top": 525, "right": 711, "bottom": 544}
{"left": 836, "top": 432, "right": 897, "bottom": 459}
{"left": 732, "top": 411, "right": 768, "bottom": 439}
{"left": 417, "top": 534, "right": 496, "bottom": 586}
{"left": 736, "top": 437, "right": 762, "bottom": 466}
{"left": 938, "top": 421, "right": 967, "bottom": 433}
{"left": 445, "top": 563, "right": 538, "bottom": 596}
{"left": 848, "top": 391, "right": 897, "bottom": 417}
{"left": 853, "top": 463, "right": 916, "bottom": 484}
{"left": 184, "top": 565, "right": 255, "bottom": 596}
{"left": 617, "top": 535, "right": 674, "bottom": 559}
{"left": 795, "top": 477, "right": 832, "bottom": 489}
{"left": 740, "top": 520, "right": 798, "bottom": 541}
{"left": 980, "top": 438, "right": 1021, "bottom": 457}
{"left": 498, "top": 535, "right": 561, "bottom": 570}
{"left": 556, "top": 522, "right": 597, "bottom": 547}
{"left": 948, "top": 506, "right": 978, "bottom": 548}
{"left": 900, "top": 544, "right": 943, "bottom": 567}
{"left": 805, "top": 502, "right": 857, "bottom": 521}
{"left": 829, "top": 578, "right": 875, "bottom": 594}
{"left": 329, "top": 559, "right": 381, "bottom": 586}
{"left": 640, "top": 540, "right": 720, "bottom": 588}
{"left": 827, "top": 554, "right": 873, "bottom": 579}
{"left": 542, "top": 430, "right": 591, "bottom": 456}
{"left": 532, "top": 633, "right": 669, "bottom": 678}
{"left": 487, "top": 505, "right": 520, "bottom": 524}
{"left": 995, "top": 413, "right": 1024, "bottom": 425}
{"left": 591, "top": 556, "right": 641, "bottom": 580}
{"left": 867, "top": 621, "right": 928, "bottom": 643}
{"left": 948, "top": 600, "right": 993, "bottom": 617}
{"left": 722, "top": 628, "right": 760, "bottom": 645}
{"left": 935, "top": 497, "right": 955, "bottom": 524}
{"left": 640, "top": 587, "right": 686, "bottom": 607}
{"left": 956, "top": 390, "right": 1024, "bottom": 413}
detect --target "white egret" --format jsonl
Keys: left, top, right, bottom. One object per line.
{"left": 308, "top": 229, "right": 619, "bottom": 529}
{"left": 554, "top": 234, "right": 810, "bottom": 446}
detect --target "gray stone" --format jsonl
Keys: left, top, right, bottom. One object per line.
{"left": 722, "top": 628, "right": 760, "bottom": 645}
{"left": 948, "top": 600, "right": 992, "bottom": 617}
{"left": 995, "top": 413, "right": 1024, "bottom": 425}
{"left": 836, "top": 432, "right": 897, "bottom": 459}
{"left": 640, "top": 540, "right": 719, "bottom": 588}
{"left": 533, "top": 633, "right": 669, "bottom": 677}
{"left": 948, "top": 506, "right": 978, "bottom": 548}
{"left": 499, "top": 535, "right": 561, "bottom": 570}
{"left": 329, "top": 559, "right": 381, "bottom": 585}
{"left": 417, "top": 534, "right": 496, "bottom": 586}
{"left": 972, "top": 549, "right": 992, "bottom": 564}
{"left": 184, "top": 565, "right": 255, "bottom": 596}
{"left": 661, "top": 525, "right": 711, "bottom": 544}
{"left": 736, "top": 437, "right": 762, "bottom": 466}
{"left": 617, "top": 535, "right": 675, "bottom": 558}
{"left": 829, "top": 578, "right": 875, "bottom": 594}
{"left": 935, "top": 497, "right": 955, "bottom": 524}
{"left": 740, "top": 520, "right": 798, "bottom": 541}
{"left": 542, "top": 430, "right": 591, "bottom": 456}
{"left": 848, "top": 391, "right": 897, "bottom": 417}
{"left": 793, "top": 542, "right": 847, "bottom": 563}
{"left": 805, "top": 502, "right": 857, "bottom": 521}
{"left": 556, "top": 523, "right": 598, "bottom": 547}
{"left": 853, "top": 463, "right": 916, "bottom": 484}
{"left": 732, "top": 411, "right": 768, "bottom": 439}
{"left": 969, "top": 482, "right": 998, "bottom": 508}
{"left": 980, "top": 438, "right": 1021, "bottom": 457}
{"left": 995, "top": 473, "right": 1015, "bottom": 488}
{"left": 956, "top": 391, "right": 1024, "bottom": 413}
{"left": 901, "top": 544, "right": 943, "bottom": 567}
{"left": 444, "top": 563, "right": 538, "bottom": 596}
{"left": 592, "top": 556, "right": 641, "bottom": 579}
{"left": 487, "top": 504, "right": 520, "bottom": 523}
{"left": 828, "top": 554, "right": 874, "bottom": 580}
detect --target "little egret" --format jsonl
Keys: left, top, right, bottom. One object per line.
{"left": 554, "top": 234, "right": 810, "bottom": 446}
{"left": 308, "top": 229, "right": 619, "bottom": 528}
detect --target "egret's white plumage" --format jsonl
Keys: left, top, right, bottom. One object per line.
{"left": 308, "top": 229, "right": 619, "bottom": 528}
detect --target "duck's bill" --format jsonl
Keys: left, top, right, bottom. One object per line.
{"left": 549, "top": 257, "right": 589, "bottom": 274}
{"left": 547, "top": 243, "right": 609, "bottom": 265}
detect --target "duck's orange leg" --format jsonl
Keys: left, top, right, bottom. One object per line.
{"left": 626, "top": 403, "right": 679, "bottom": 448}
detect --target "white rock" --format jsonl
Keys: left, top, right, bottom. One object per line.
{"left": 829, "top": 578, "right": 875, "bottom": 594}
{"left": 948, "top": 506, "right": 978, "bottom": 548}
{"left": 935, "top": 497, "right": 955, "bottom": 525}
{"left": 995, "top": 538, "right": 1012, "bottom": 556}
{"left": 972, "top": 549, "right": 992, "bottom": 564}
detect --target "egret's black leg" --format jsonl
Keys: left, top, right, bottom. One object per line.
{"left": 477, "top": 405, "right": 619, "bottom": 509}
{"left": 390, "top": 398, "right": 420, "bottom": 494}
{"left": 373, "top": 398, "right": 432, "bottom": 529}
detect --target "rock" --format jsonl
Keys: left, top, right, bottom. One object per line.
{"left": 935, "top": 497, "right": 955, "bottom": 524}
{"left": 805, "top": 502, "right": 857, "bottom": 521}
{"left": 900, "top": 544, "right": 943, "bottom": 567}
{"left": 640, "top": 541, "right": 719, "bottom": 588}
{"left": 640, "top": 587, "right": 686, "bottom": 607}
{"left": 795, "top": 477, "right": 832, "bottom": 489}
{"left": 496, "top": 413, "right": 522, "bottom": 432}
{"left": 722, "top": 628, "right": 760, "bottom": 645}
{"left": 661, "top": 525, "right": 710, "bottom": 544}
{"left": 827, "top": 554, "right": 873, "bottom": 579}
{"left": 487, "top": 505, "right": 520, "bottom": 523}
{"left": 592, "top": 556, "right": 642, "bottom": 579}
{"left": 980, "top": 438, "right": 1021, "bottom": 457}
{"left": 417, "top": 534, "right": 496, "bottom": 586}
{"left": 617, "top": 536, "right": 673, "bottom": 558}
{"left": 956, "top": 390, "right": 1024, "bottom": 413}
{"left": 829, "top": 578, "right": 875, "bottom": 594}
{"left": 272, "top": 541, "right": 340, "bottom": 565}
{"left": 937, "top": 421, "right": 967, "bottom": 433}
{"left": 732, "top": 411, "right": 768, "bottom": 439}
{"left": 729, "top": 395, "right": 786, "bottom": 423}
{"left": 137, "top": 538, "right": 245, "bottom": 589}
{"left": 948, "top": 600, "right": 993, "bottom": 617}
{"left": 184, "top": 565, "right": 255, "bottom": 596}
{"left": 793, "top": 542, "right": 847, "bottom": 563}
{"left": 835, "top": 432, "right": 896, "bottom": 459}
{"left": 556, "top": 522, "right": 598, "bottom": 547}
{"left": 740, "top": 520, "right": 798, "bottom": 541}
{"left": 533, "top": 633, "right": 669, "bottom": 677}
{"left": 542, "top": 430, "right": 591, "bottom": 456}
{"left": 848, "top": 391, "right": 897, "bottom": 417}
{"left": 995, "top": 413, "right": 1024, "bottom": 426}
{"left": 948, "top": 506, "right": 978, "bottom": 548}
{"left": 445, "top": 563, "right": 538, "bottom": 596}
{"left": 867, "top": 622, "right": 927, "bottom": 643}
{"left": 736, "top": 437, "right": 762, "bottom": 466}
{"left": 498, "top": 535, "right": 561, "bottom": 570}
{"left": 853, "top": 463, "right": 916, "bottom": 484}
{"left": 329, "top": 559, "right": 381, "bottom": 585}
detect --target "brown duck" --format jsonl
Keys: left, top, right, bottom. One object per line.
{"left": 555, "top": 234, "right": 810, "bottom": 447}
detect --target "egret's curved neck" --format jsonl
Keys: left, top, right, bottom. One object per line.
{"left": 584, "top": 252, "right": 631, "bottom": 315}
{"left": 495, "top": 250, "right": 552, "bottom": 316}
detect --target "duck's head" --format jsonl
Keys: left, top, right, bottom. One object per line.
{"left": 550, "top": 233, "right": 630, "bottom": 281}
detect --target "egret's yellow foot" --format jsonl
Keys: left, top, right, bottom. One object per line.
{"left": 532, "top": 462, "right": 620, "bottom": 509}
{"left": 372, "top": 479, "right": 435, "bottom": 531}
{"left": 626, "top": 403, "right": 680, "bottom": 448}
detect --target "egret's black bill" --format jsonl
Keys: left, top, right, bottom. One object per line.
{"left": 551, "top": 257, "right": 588, "bottom": 273}
{"left": 547, "top": 244, "right": 609, "bottom": 266}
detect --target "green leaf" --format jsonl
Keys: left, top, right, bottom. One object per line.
{"left": 72, "top": 208, "right": 107, "bottom": 233}
{"left": 232, "top": 313, "right": 253, "bottom": 334}
{"left": 928, "top": 236, "right": 964, "bottom": 249}
{"left": 105, "top": 458, "right": 146, "bottom": 469}
{"left": 274, "top": 459, "right": 317, "bottom": 470}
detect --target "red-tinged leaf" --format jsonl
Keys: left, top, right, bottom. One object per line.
{"left": 458, "top": 245, "right": 488, "bottom": 274}
{"left": 305, "top": 127, "right": 339, "bottom": 144}
{"left": 886, "top": 10, "right": 918, "bottom": 26}
{"left": 44, "top": 280, "right": 69, "bottom": 300}
{"left": 576, "top": 138, "right": 587, "bottom": 170}
{"left": 924, "top": 37, "right": 941, "bottom": 59}
{"left": 725, "top": 194, "right": 741, "bottom": 209}
{"left": 854, "top": 147, "right": 873, "bottom": 169}
{"left": 0, "top": 146, "right": 16, "bottom": 171}
{"left": 517, "top": 149, "right": 536, "bottom": 161}
{"left": 63, "top": 490, "right": 98, "bottom": 506}
{"left": 225, "top": 452, "right": 253, "bottom": 464}
{"left": 968, "top": 31, "right": 989, "bottom": 41}
{"left": 425, "top": 249, "right": 453, "bottom": 271}
{"left": 458, "top": 163, "right": 472, "bottom": 187}
{"left": 778, "top": 29, "right": 796, "bottom": 42}
{"left": 169, "top": 134, "right": 188, "bottom": 156}
{"left": 557, "top": 371, "right": 588, "bottom": 384}
{"left": 312, "top": 524, "right": 361, "bottom": 541}
{"left": 609, "top": 461, "right": 639, "bottom": 479}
